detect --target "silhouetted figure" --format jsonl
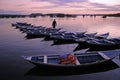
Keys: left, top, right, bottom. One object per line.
{"left": 52, "top": 19, "right": 57, "bottom": 29}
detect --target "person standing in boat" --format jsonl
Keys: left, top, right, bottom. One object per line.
{"left": 52, "top": 19, "right": 57, "bottom": 29}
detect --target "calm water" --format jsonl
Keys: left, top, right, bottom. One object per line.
{"left": 0, "top": 16, "right": 120, "bottom": 80}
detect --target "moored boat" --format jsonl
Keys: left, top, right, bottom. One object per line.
{"left": 51, "top": 32, "right": 97, "bottom": 44}
{"left": 86, "top": 39, "right": 120, "bottom": 51}
{"left": 75, "top": 32, "right": 109, "bottom": 43}
{"left": 22, "top": 49, "right": 120, "bottom": 69}
{"left": 94, "top": 32, "right": 109, "bottom": 39}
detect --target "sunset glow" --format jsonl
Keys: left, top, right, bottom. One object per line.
{"left": 0, "top": 0, "right": 120, "bottom": 14}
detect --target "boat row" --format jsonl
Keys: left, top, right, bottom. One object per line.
{"left": 12, "top": 22, "right": 62, "bottom": 34}
{"left": 12, "top": 22, "right": 120, "bottom": 51}
{"left": 51, "top": 32, "right": 109, "bottom": 45}
{"left": 12, "top": 22, "right": 110, "bottom": 43}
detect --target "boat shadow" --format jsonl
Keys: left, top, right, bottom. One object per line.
{"left": 73, "top": 43, "right": 89, "bottom": 52}
{"left": 73, "top": 43, "right": 120, "bottom": 52}
{"left": 24, "top": 35, "right": 44, "bottom": 40}
{"left": 25, "top": 62, "right": 118, "bottom": 77}
{"left": 51, "top": 40, "right": 77, "bottom": 46}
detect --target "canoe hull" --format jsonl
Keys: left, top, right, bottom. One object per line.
{"left": 27, "top": 59, "right": 115, "bottom": 70}
{"left": 25, "top": 60, "right": 118, "bottom": 76}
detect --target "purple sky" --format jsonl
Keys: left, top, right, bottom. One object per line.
{"left": 0, "top": 0, "right": 120, "bottom": 14}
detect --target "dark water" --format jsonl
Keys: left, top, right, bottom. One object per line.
{"left": 0, "top": 16, "right": 120, "bottom": 80}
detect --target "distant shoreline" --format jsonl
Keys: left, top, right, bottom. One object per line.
{"left": 0, "top": 13, "right": 77, "bottom": 18}
{"left": 0, "top": 13, "right": 120, "bottom": 18}
{"left": 102, "top": 13, "right": 120, "bottom": 18}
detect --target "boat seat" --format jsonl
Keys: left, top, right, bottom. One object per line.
{"left": 44, "top": 56, "right": 47, "bottom": 63}
{"left": 76, "top": 58, "right": 80, "bottom": 65}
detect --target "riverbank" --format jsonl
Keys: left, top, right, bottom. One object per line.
{"left": 102, "top": 13, "right": 120, "bottom": 18}
{"left": 0, "top": 13, "right": 77, "bottom": 18}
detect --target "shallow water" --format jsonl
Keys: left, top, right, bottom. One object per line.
{"left": 0, "top": 16, "right": 120, "bottom": 80}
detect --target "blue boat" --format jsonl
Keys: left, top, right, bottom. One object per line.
{"left": 22, "top": 49, "right": 120, "bottom": 69}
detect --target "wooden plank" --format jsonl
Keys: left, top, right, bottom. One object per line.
{"left": 98, "top": 52, "right": 110, "bottom": 59}
{"left": 44, "top": 56, "right": 47, "bottom": 63}
{"left": 76, "top": 58, "right": 80, "bottom": 65}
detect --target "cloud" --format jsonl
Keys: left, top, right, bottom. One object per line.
{"left": 31, "top": 0, "right": 87, "bottom": 6}
{"left": 90, "top": 3, "right": 120, "bottom": 11}
{"left": 32, "top": 0, "right": 87, "bottom": 3}
{"left": 88, "top": 0, "right": 120, "bottom": 6}
{"left": 65, "top": 1, "right": 120, "bottom": 12}
{"left": 0, "top": 0, "right": 120, "bottom": 14}
{"left": 31, "top": 0, "right": 120, "bottom": 12}
{"left": 0, "top": 9, "right": 22, "bottom": 14}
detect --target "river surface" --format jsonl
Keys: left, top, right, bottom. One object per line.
{"left": 0, "top": 16, "right": 120, "bottom": 80}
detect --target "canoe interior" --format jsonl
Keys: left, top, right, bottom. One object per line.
{"left": 75, "top": 54, "right": 104, "bottom": 64}
{"left": 31, "top": 56, "right": 44, "bottom": 62}
{"left": 30, "top": 53, "right": 105, "bottom": 65}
